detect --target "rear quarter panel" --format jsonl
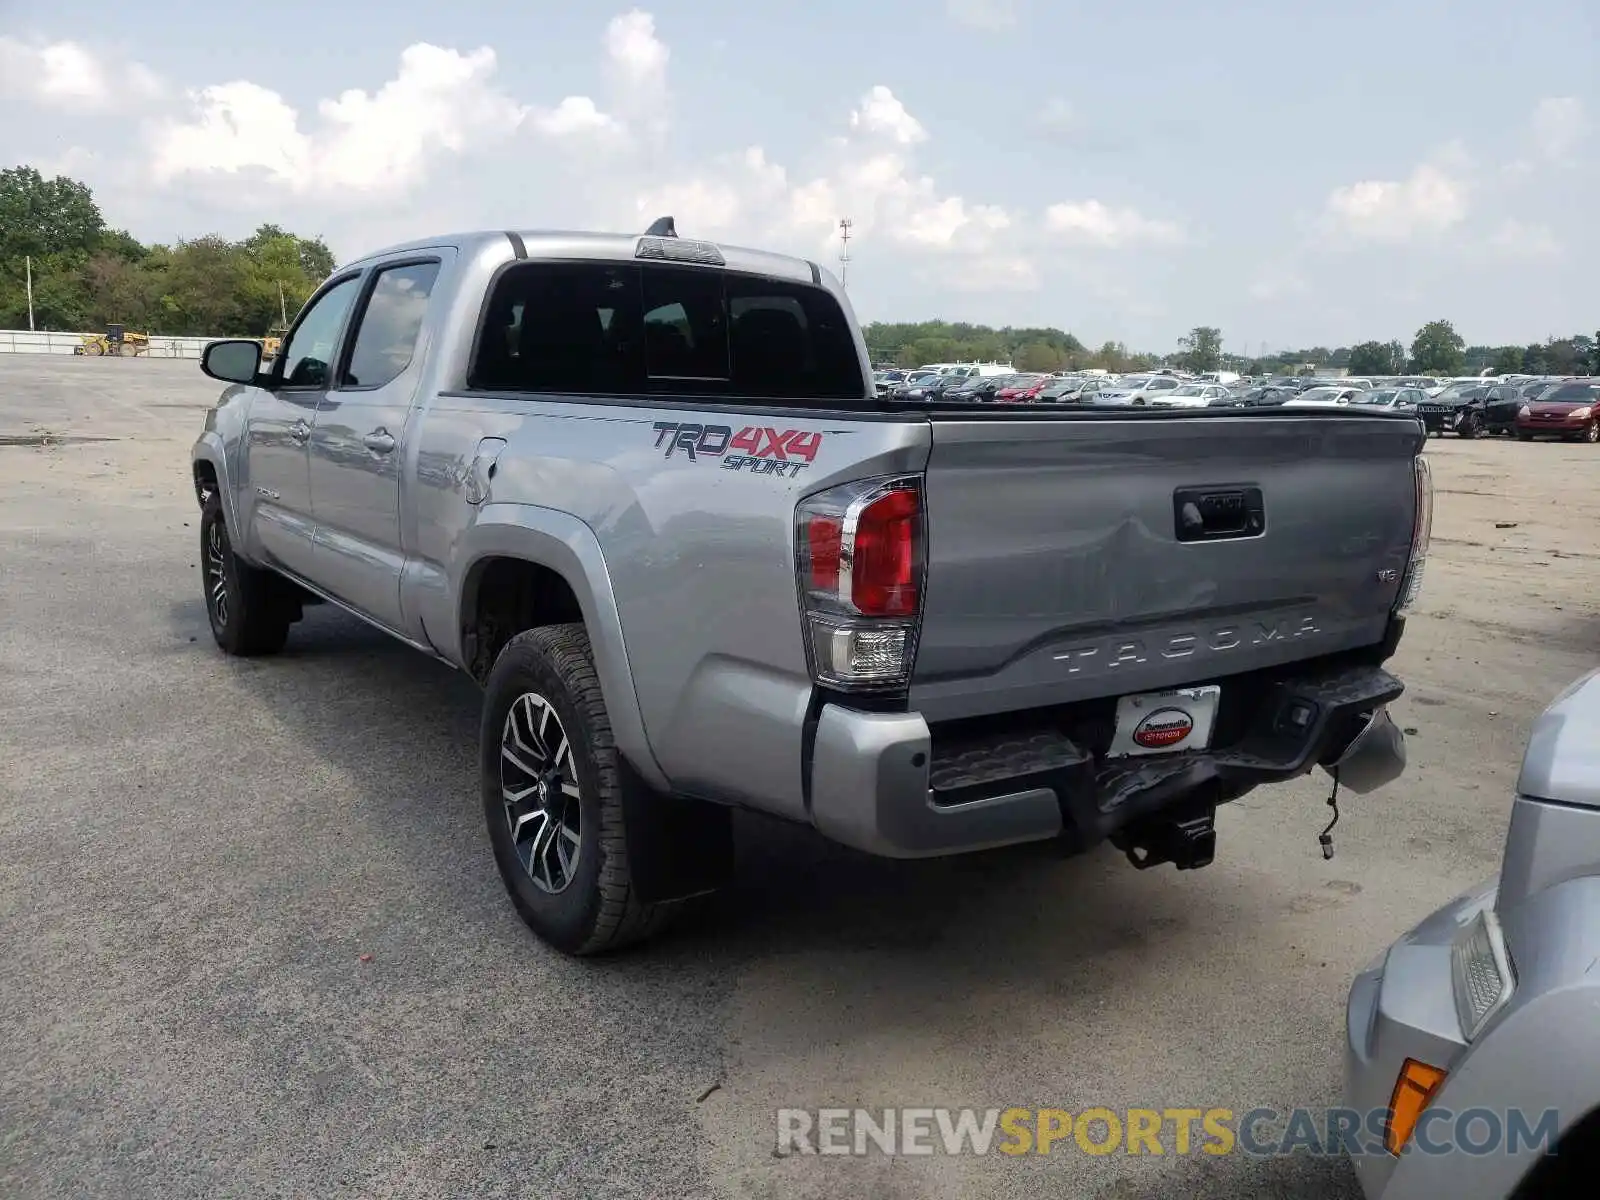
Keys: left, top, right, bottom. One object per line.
{"left": 410, "top": 393, "right": 929, "bottom": 820}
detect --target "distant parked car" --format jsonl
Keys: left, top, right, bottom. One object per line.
{"left": 1355, "top": 387, "right": 1427, "bottom": 412}
{"left": 1515, "top": 380, "right": 1600, "bottom": 443}
{"left": 1415, "top": 384, "right": 1489, "bottom": 438}
{"left": 1344, "top": 668, "right": 1600, "bottom": 1200}
{"left": 893, "top": 373, "right": 961, "bottom": 401}
{"left": 1035, "top": 378, "right": 1099, "bottom": 403}
{"left": 1283, "top": 386, "right": 1363, "bottom": 407}
{"left": 1481, "top": 384, "right": 1526, "bottom": 436}
{"left": 1149, "top": 382, "right": 1231, "bottom": 408}
{"left": 993, "top": 373, "right": 1052, "bottom": 402}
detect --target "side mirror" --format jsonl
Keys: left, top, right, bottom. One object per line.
{"left": 201, "top": 338, "right": 264, "bottom": 385}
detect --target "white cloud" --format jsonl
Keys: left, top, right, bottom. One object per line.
{"left": 947, "top": 0, "right": 1018, "bottom": 30}
{"left": 1531, "top": 96, "right": 1586, "bottom": 163}
{"left": 0, "top": 36, "right": 163, "bottom": 111}
{"left": 849, "top": 85, "right": 927, "bottom": 146}
{"left": 1485, "top": 218, "right": 1560, "bottom": 259}
{"left": 1043, "top": 200, "right": 1185, "bottom": 247}
{"left": 605, "top": 9, "right": 669, "bottom": 93}
{"left": 3, "top": 12, "right": 1185, "bottom": 303}
{"left": 530, "top": 95, "right": 622, "bottom": 138}
{"left": 1322, "top": 162, "right": 1468, "bottom": 242}
{"left": 1247, "top": 266, "right": 1308, "bottom": 302}
{"left": 148, "top": 44, "right": 530, "bottom": 200}
{"left": 1037, "top": 97, "right": 1076, "bottom": 136}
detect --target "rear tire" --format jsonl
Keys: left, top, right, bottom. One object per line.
{"left": 481, "top": 625, "right": 675, "bottom": 956}
{"left": 200, "top": 494, "right": 293, "bottom": 656}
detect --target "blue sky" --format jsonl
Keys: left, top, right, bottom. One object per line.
{"left": 2, "top": 0, "right": 1596, "bottom": 353}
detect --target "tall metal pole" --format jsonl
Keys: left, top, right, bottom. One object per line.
{"left": 837, "top": 218, "right": 852, "bottom": 288}
{"left": 278, "top": 280, "right": 288, "bottom": 326}
{"left": 25, "top": 255, "right": 36, "bottom": 331}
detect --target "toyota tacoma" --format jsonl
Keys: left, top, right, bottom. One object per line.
{"left": 191, "top": 219, "right": 1429, "bottom": 954}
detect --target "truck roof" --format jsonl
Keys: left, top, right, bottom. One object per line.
{"left": 340, "top": 227, "right": 828, "bottom": 289}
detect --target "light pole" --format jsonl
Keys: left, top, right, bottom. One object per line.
{"left": 838, "top": 218, "right": 852, "bottom": 288}
{"left": 25, "top": 255, "right": 36, "bottom": 331}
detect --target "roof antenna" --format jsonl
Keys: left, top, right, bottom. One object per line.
{"left": 644, "top": 216, "right": 677, "bottom": 238}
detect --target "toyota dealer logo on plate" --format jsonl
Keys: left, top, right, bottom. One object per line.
{"left": 1132, "top": 707, "right": 1195, "bottom": 750}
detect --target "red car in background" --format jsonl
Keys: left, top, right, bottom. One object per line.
{"left": 1515, "top": 380, "right": 1600, "bottom": 443}
{"left": 993, "top": 373, "right": 1051, "bottom": 402}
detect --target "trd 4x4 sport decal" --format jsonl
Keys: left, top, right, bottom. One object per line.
{"left": 651, "top": 422, "right": 824, "bottom": 479}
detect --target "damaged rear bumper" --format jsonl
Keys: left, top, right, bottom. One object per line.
{"left": 807, "top": 664, "right": 1406, "bottom": 860}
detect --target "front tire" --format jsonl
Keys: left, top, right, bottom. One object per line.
{"left": 1456, "top": 411, "right": 1481, "bottom": 438}
{"left": 481, "top": 625, "right": 674, "bottom": 955}
{"left": 200, "top": 495, "right": 293, "bottom": 656}
{"left": 1584, "top": 421, "right": 1599, "bottom": 444}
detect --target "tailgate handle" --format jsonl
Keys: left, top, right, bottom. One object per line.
{"left": 1174, "top": 486, "right": 1264, "bottom": 542}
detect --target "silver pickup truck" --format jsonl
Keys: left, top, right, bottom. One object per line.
{"left": 191, "top": 220, "right": 1429, "bottom": 955}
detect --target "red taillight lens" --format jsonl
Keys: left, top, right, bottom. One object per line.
{"left": 807, "top": 516, "right": 842, "bottom": 592}
{"left": 851, "top": 488, "right": 919, "bottom": 617}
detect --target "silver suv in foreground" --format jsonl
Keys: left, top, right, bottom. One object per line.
{"left": 1345, "top": 668, "right": 1600, "bottom": 1199}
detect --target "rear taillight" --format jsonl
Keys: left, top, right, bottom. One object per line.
{"left": 1394, "top": 456, "right": 1432, "bottom": 615}
{"left": 796, "top": 476, "right": 925, "bottom": 690}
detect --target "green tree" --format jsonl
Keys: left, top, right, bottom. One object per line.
{"left": 0, "top": 165, "right": 106, "bottom": 259}
{"left": 1177, "top": 326, "right": 1223, "bottom": 373}
{"left": 1591, "top": 331, "right": 1600, "bottom": 375}
{"left": 1346, "top": 341, "right": 1401, "bottom": 375}
{"left": 1489, "top": 346, "right": 1524, "bottom": 376}
{"left": 1409, "top": 320, "right": 1466, "bottom": 375}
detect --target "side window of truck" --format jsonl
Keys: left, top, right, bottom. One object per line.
{"left": 469, "top": 263, "right": 639, "bottom": 394}
{"left": 278, "top": 276, "right": 361, "bottom": 389}
{"left": 342, "top": 261, "right": 441, "bottom": 389}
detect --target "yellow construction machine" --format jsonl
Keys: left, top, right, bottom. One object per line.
{"left": 74, "top": 325, "right": 150, "bottom": 357}
{"left": 260, "top": 326, "right": 289, "bottom": 361}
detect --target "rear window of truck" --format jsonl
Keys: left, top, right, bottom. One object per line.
{"left": 468, "top": 261, "right": 867, "bottom": 401}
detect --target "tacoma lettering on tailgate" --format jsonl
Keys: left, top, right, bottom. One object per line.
{"left": 1053, "top": 615, "right": 1322, "bottom": 674}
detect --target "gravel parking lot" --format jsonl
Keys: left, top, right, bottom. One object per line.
{"left": 2, "top": 356, "right": 1596, "bottom": 1200}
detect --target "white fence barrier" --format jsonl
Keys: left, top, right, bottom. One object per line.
{"left": 0, "top": 329, "right": 223, "bottom": 359}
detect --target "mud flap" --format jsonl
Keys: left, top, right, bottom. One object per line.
{"left": 619, "top": 761, "right": 736, "bottom": 903}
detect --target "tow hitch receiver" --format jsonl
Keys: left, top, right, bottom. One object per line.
{"left": 1112, "top": 803, "right": 1218, "bottom": 871}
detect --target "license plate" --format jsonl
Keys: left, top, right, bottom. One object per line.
{"left": 1108, "top": 686, "right": 1221, "bottom": 757}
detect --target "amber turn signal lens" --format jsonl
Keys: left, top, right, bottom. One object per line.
{"left": 1385, "top": 1058, "right": 1448, "bottom": 1155}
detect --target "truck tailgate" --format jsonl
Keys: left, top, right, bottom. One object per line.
{"left": 911, "top": 412, "right": 1423, "bottom": 722}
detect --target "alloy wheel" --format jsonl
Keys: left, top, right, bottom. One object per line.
{"left": 205, "top": 521, "right": 230, "bottom": 627}
{"left": 500, "top": 692, "right": 583, "bottom": 893}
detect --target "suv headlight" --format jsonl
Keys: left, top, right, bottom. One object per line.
{"left": 1450, "top": 907, "right": 1515, "bottom": 1041}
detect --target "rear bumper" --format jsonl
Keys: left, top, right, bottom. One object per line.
{"left": 807, "top": 662, "right": 1406, "bottom": 858}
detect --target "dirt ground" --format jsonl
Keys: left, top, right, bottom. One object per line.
{"left": 1, "top": 356, "right": 1596, "bottom": 1200}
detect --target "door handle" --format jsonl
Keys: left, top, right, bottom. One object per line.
{"left": 363, "top": 429, "right": 396, "bottom": 454}
{"left": 289, "top": 419, "right": 310, "bottom": 444}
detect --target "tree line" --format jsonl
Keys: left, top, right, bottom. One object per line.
{"left": 0, "top": 165, "right": 334, "bottom": 337}
{"left": 6, "top": 163, "right": 1596, "bottom": 376}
